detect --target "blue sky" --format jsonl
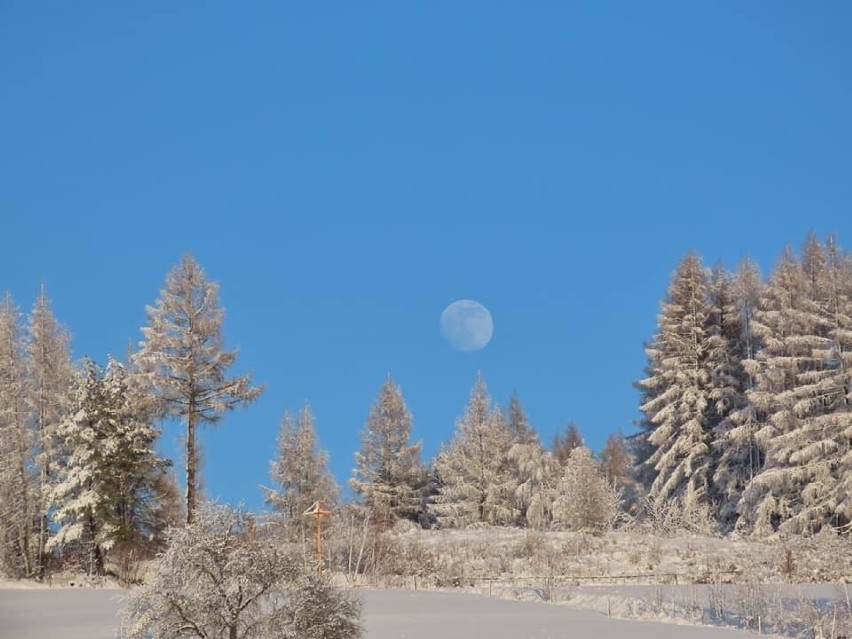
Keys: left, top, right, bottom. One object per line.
{"left": 2, "top": 2, "right": 850, "bottom": 511}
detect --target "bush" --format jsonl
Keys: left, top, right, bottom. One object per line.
{"left": 120, "top": 503, "right": 361, "bottom": 639}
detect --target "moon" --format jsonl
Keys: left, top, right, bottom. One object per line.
{"left": 440, "top": 299, "right": 494, "bottom": 352}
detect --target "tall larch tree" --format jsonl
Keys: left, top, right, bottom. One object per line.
{"left": 25, "top": 286, "right": 75, "bottom": 576}
{"left": 638, "top": 253, "right": 715, "bottom": 510}
{"left": 265, "top": 404, "right": 338, "bottom": 532}
{"left": 48, "top": 358, "right": 169, "bottom": 575}
{"left": 433, "top": 373, "right": 517, "bottom": 527}
{"left": 0, "top": 294, "right": 35, "bottom": 577}
{"left": 133, "top": 253, "right": 263, "bottom": 524}
{"left": 351, "top": 376, "right": 424, "bottom": 525}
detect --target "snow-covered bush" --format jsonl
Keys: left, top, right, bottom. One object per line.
{"left": 120, "top": 503, "right": 361, "bottom": 639}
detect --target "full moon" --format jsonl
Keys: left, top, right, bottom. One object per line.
{"left": 440, "top": 299, "right": 494, "bottom": 352}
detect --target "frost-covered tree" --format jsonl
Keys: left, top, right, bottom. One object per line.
{"left": 503, "top": 393, "right": 555, "bottom": 528}
{"left": 552, "top": 446, "right": 620, "bottom": 533}
{"left": 0, "top": 294, "right": 36, "bottom": 577}
{"left": 133, "top": 253, "right": 263, "bottom": 524}
{"left": 433, "top": 373, "right": 517, "bottom": 527}
{"left": 351, "top": 376, "right": 424, "bottom": 525}
{"left": 599, "top": 433, "right": 631, "bottom": 486}
{"left": 712, "top": 259, "right": 764, "bottom": 528}
{"left": 121, "top": 503, "right": 362, "bottom": 639}
{"left": 25, "top": 287, "right": 75, "bottom": 576}
{"left": 740, "top": 237, "right": 852, "bottom": 534}
{"left": 266, "top": 405, "right": 338, "bottom": 532}
{"left": 552, "top": 422, "right": 583, "bottom": 465}
{"left": 638, "top": 253, "right": 715, "bottom": 510}
{"left": 48, "top": 358, "right": 168, "bottom": 575}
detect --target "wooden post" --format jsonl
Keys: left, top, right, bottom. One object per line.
{"left": 303, "top": 502, "right": 332, "bottom": 576}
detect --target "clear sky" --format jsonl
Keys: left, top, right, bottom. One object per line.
{"left": 2, "top": 2, "right": 850, "bottom": 511}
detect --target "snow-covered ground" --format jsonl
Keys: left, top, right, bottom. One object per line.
{"left": 0, "top": 586, "right": 763, "bottom": 638}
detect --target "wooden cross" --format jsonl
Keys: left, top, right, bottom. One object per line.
{"left": 302, "top": 501, "right": 332, "bottom": 576}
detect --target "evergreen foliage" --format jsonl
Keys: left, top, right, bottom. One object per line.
{"left": 48, "top": 358, "right": 169, "bottom": 575}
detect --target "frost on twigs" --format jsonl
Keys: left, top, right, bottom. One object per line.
{"left": 120, "top": 503, "right": 361, "bottom": 639}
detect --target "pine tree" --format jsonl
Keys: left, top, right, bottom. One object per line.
{"left": 25, "top": 286, "right": 75, "bottom": 576}
{"left": 133, "top": 253, "right": 263, "bottom": 524}
{"left": 638, "top": 253, "right": 715, "bottom": 510}
{"left": 351, "top": 376, "right": 424, "bottom": 525}
{"left": 0, "top": 294, "right": 36, "bottom": 577}
{"left": 48, "top": 358, "right": 168, "bottom": 575}
{"left": 552, "top": 446, "right": 620, "bottom": 533}
{"left": 266, "top": 404, "right": 338, "bottom": 533}
{"left": 433, "top": 373, "right": 517, "bottom": 527}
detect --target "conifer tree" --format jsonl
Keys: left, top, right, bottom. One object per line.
{"left": 504, "top": 393, "right": 555, "bottom": 528}
{"left": 266, "top": 404, "right": 338, "bottom": 532}
{"left": 433, "top": 373, "right": 517, "bottom": 527}
{"left": 48, "top": 358, "right": 168, "bottom": 575}
{"left": 0, "top": 294, "right": 36, "bottom": 577}
{"left": 552, "top": 446, "right": 620, "bottom": 532}
{"left": 133, "top": 253, "right": 263, "bottom": 524}
{"left": 740, "top": 237, "right": 852, "bottom": 534}
{"left": 351, "top": 376, "right": 424, "bottom": 525}
{"left": 638, "top": 253, "right": 715, "bottom": 510}
{"left": 25, "top": 287, "right": 75, "bottom": 576}
{"left": 713, "top": 259, "right": 764, "bottom": 527}
{"left": 552, "top": 422, "right": 583, "bottom": 465}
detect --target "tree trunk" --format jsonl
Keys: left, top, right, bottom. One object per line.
{"left": 186, "top": 401, "right": 197, "bottom": 525}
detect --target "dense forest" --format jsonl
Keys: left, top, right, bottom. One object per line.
{"left": 1, "top": 233, "right": 850, "bottom": 581}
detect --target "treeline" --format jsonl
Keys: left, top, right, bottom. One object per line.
{"left": 3, "top": 235, "right": 849, "bottom": 580}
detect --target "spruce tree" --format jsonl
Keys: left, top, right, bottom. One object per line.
{"left": 48, "top": 358, "right": 168, "bottom": 575}
{"left": 740, "top": 237, "right": 852, "bottom": 534}
{"left": 552, "top": 422, "right": 583, "bottom": 465}
{"left": 433, "top": 373, "right": 517, "bottom": 527}
{"left": 133, "top": 253, "right": 263, "bottom": 524}
{"left": 638, "top": 253, "right": 715, "bottom": 510}
{"left": 351, "top": 376, "right": 424, "bottom": 525}
{"left": 713, "top": 259, "right": 764, "bottom": 528}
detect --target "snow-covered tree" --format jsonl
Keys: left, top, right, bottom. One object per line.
{"left": 0, "top": 294, "right": 36, "bottom": 577}
{"left": 552, "top": 422, "right": 583, "bottom": 465}
{"left": 133, "top": 253, "right": 263, "bottom": 524}
{"left": 638, "top": 253, "right": 715, "bottom": 510}
{"left": 266, "top": 404, "right": 338, "bottom": 532}
{"left": 433, "top": 373, "right": 517, "bottom": 527}
{"left": 351, "top": 376, "right": 424, "bottom": 525}
{"left": 740, "top": 237, "right": 852, "bottom": 534}
{"left": 552, "top": 446, "right": 620, "bottom": 533}
{"left": 504, "top": 393, "right": 556, "bottom": 528}
{"left": 48, "top": 358, "right": 168, "bottom": 575}
{"left": 712, "top": 259, "right": 764, "bottom": 528}
{"left": 120, "top": 503, "right": 362, "bottom": 639}
{"left": 25, "top": 286, "right": 75, "bottom": 576}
